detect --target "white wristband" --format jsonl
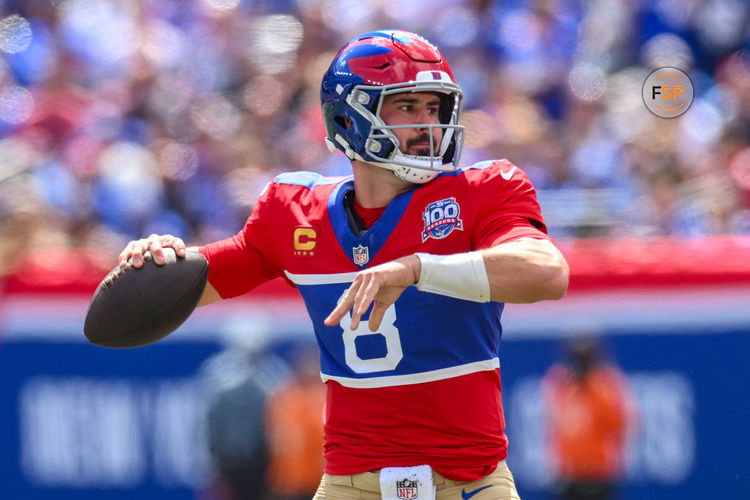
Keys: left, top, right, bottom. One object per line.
{"left": 414, "top": 251, "right": 491, "bottom": 303}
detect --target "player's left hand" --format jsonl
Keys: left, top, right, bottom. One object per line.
{"left": 324, "top": 255, "right": 421, "bottom": 332}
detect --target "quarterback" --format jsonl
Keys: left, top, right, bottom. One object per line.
{"left": 119, "top": 30, "right": 569, "bottom": 500}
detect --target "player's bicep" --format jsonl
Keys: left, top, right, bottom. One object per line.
{"left": 472, "top": 162, "right": 549, "bottom": 248}
{"left": 475, "top": 216, "right": 550, "bottom": 249}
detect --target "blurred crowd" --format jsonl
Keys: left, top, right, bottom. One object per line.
{"left": 1, "top": 0, "right": 750, "bottom": 278}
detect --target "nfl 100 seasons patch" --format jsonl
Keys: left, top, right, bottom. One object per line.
{"left": 422, "top": 197, "right": 463, "bottom": 242}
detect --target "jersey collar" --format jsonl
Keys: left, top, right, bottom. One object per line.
{"left": 328, "top": 178, "right": 417, "bottom": 268}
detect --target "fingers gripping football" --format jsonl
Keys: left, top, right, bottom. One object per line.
{"left": 119, "top": 234, "right": 187, "bottom": 268}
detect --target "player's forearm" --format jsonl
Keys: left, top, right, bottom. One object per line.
{"left": 413, "top": 238, "right": 568, "bottom": 303}
{"left": 187, "top": 245, "right": 223, "bottom": 307}
{"left": 482, "top": 238, "right": 569, "bottom": 303}
{"left": 197, "top": 281, "right": 222, "bottom": 307}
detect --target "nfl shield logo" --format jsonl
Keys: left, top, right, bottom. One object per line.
{"left": 353, "top": 244, "right": 369, "bottom": 267}
{"left": 396, "top": 478, "right": 418, "bottom": 499}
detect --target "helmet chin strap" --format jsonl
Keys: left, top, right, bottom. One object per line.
{"left": 342, "top": 131, "right": 449, "bottom": 185}
{"left": 392, "top": 152, "right": 442, "bottom": 183}
{"left": 392, "top": 165, "right": 439, "bottom": 184}
{"left": 364, "top": 154, "right": 442, "bottom": 184}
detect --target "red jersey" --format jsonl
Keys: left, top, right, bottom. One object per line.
{"left": 200, "top": 159, "right": 549, "bottom": 480}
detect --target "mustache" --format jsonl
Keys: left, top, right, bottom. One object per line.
{"left": 406, "top": 133, "right": 435, "bottom": 151}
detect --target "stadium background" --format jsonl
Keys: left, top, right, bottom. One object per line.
{"left": 1, "top": 0, "right": 749, "bottom": 499}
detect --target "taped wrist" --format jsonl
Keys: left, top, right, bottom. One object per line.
{"left": 414, "top": 251, "right": 491, "bottom": 302}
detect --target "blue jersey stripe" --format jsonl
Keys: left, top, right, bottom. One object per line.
{"left": 327, "top": 179, "right": 417, "bottom": 269}
{"left": 289, "top": 278, "right": 504, "bottom": 386}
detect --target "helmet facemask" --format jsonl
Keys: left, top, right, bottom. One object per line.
{"left": 320, "top": 30, "right": 466, "bottom": 184}
{"left": 331, "top": 79, "right": 465, "bottom": 184}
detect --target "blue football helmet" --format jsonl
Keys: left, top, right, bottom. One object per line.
{"left": 321, "top": 30, "right": 465, "bottom": 183}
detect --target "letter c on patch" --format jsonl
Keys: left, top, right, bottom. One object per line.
{"left": 294, "top": 227, "right": 316, "bottom": 251}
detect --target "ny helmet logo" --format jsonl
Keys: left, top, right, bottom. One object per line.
{"left": 422, "top": 197, "right": 463, "bottom": 242}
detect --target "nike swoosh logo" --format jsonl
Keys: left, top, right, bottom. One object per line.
{"left": 500, "top": 166, "right": 516, "bottom": 180}
{"left": 461, "top": 485, "right": 493, "bottom": 499}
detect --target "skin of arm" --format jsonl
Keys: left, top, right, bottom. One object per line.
{"left": 325, "top": 237, "right": 569, "bottom": 332}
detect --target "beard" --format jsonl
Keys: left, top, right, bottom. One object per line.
{"left": 405, "top": 132, "right": 440, "bottom": 156}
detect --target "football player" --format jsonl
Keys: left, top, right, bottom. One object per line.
{"left": 119, "top": 30, "right": 568, "bottom": 500}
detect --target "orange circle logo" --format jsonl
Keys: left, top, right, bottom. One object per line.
{"left": 642, "top": 67, "right": 694, "bottom": 118}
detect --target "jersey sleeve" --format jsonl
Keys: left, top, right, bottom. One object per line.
{"left": 198, "top": 182, "right": 283, "bottom": 299}
{"left": 473, "top": 160, "right": 550, "bottom": 249}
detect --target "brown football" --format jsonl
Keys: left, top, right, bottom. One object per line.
{"left": 83, "top": 248, "right": 208, "bottom": 348}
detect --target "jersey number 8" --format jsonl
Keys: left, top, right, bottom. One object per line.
{"left": 337, "top": 291, "right": 403, "bottom": 373}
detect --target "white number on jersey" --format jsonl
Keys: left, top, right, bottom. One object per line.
{"left": 337, "top": 291, "right": 403, "bottom": 373}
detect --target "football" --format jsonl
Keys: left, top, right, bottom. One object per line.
{"left": 83, "top": 248, "right": 208, "bottom": 348}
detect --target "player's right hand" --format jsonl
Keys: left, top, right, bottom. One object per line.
{"left": 118, "top": 234, "right": 187, "bottom": 268}
{"left": 324, "top": 255, "right": 420, "bottom": 332}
